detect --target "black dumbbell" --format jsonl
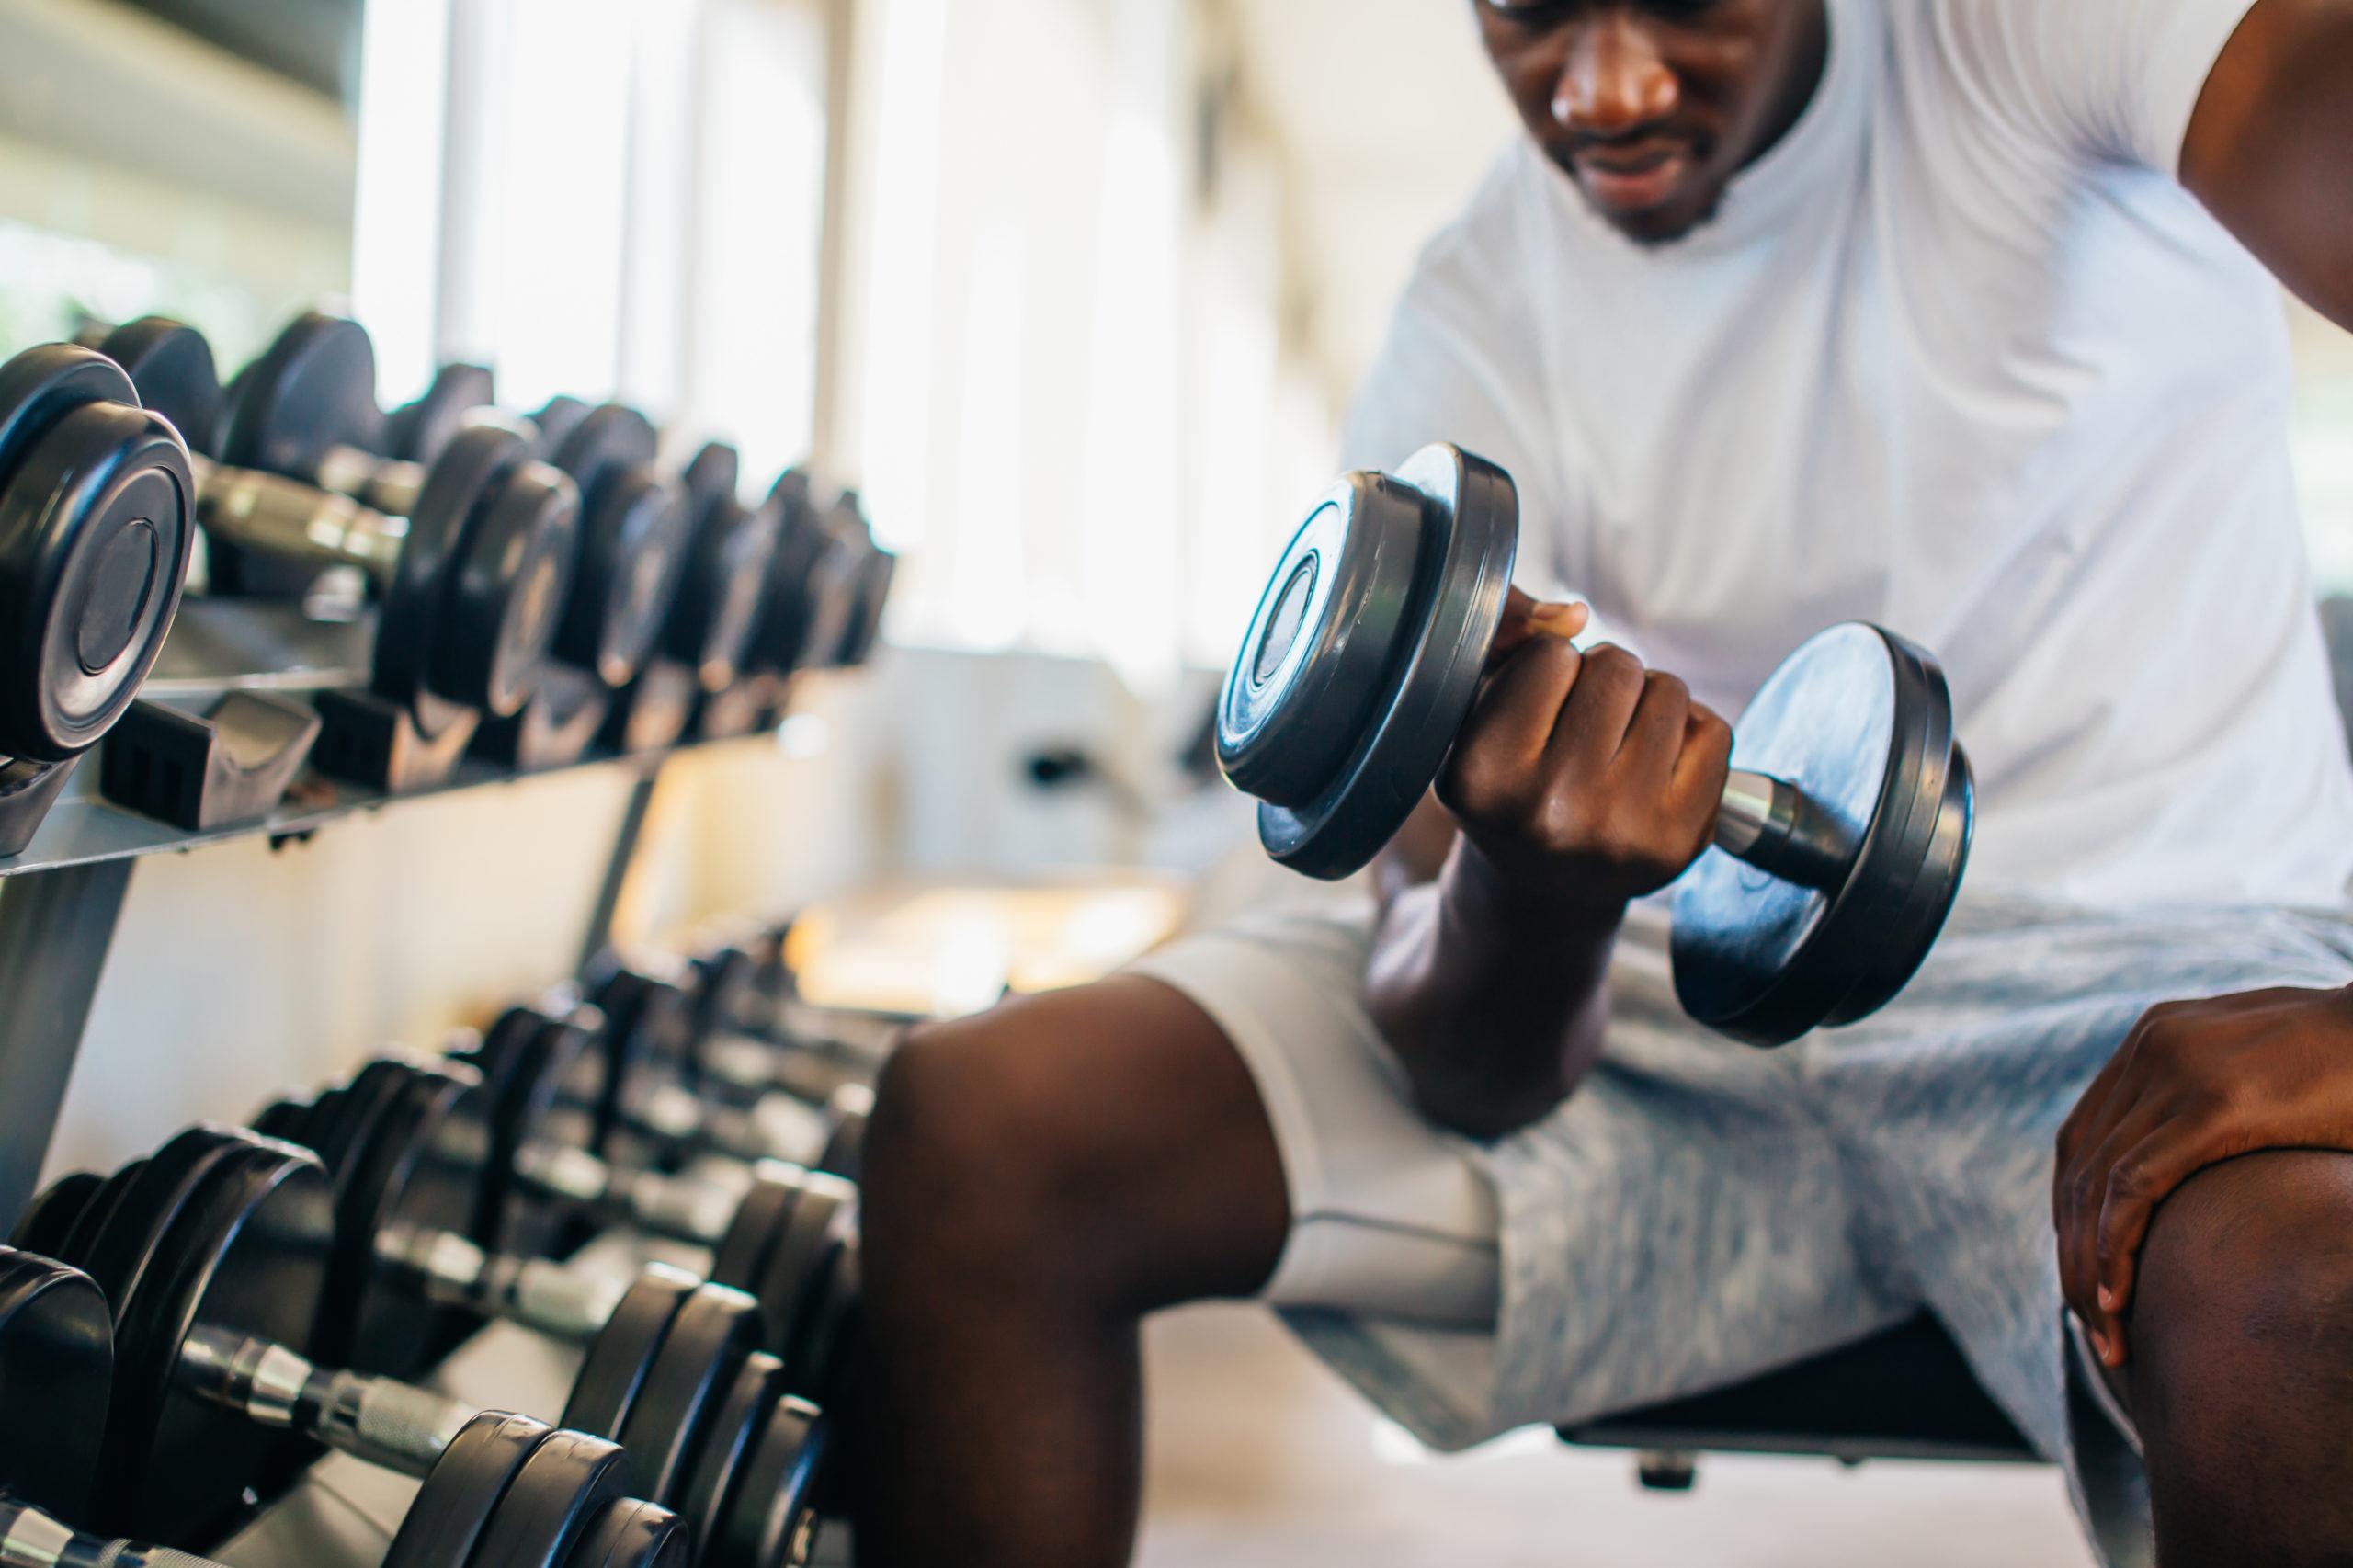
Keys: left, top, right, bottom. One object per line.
{"left": 659, "top": 445, "right": 786, "bottom": 696}
{"left": 1217, "top": 443, "right": 1975, "bottom": 1045}
{"left": 744, "top": 484, "right": 881, "bottom": 686}
{"left": 0, "top": 1246, "right": 689, "bottom": 1568}
{"left": 384, "top": 362, "right": 500, "bottom": 467}
{"left": 438, "top": 1027, "right": 864, "bottom": 1390}
{"left": 538, "top": 405, "right": 693, "bottom": 693}
{"left": 251, "top": 1053, "right": 859, "bottom": 1405}
{"left": 585, "top": 949, "right": 875, "bottom": 1182}
{"left": 0, "top": 346, "right": 196, "bottom": 850}
{"left": 98, "top": 317, "right": 581, "bottom": 728}
{"left": 18, "top": 1127, "right": 830, "bottom": 1565}
{"left": 563, "top": 960, "right": 871, "bottom": 1180}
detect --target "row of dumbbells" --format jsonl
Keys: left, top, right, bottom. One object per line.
{"left": 0, "top": 310, "right": 896, "bottom": 847}
{"left": 0, "top": 928, "right": 879, "bottom": 1568}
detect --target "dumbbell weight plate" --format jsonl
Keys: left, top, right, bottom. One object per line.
{"left": 460, "top": 1009, "right": 603, "bottom": 1256}
{"left": 661, "top": 482, "right": 785, "bottom": 692}
{"left": 435, "top": 452, "right": 579, "bottom": 719}
{"left": 710, "top": 1393, "right": 828, "bottom": 1568}
{"left": 11, "top": 1170, "right": 104, "bottom": 1260}
{"left": 575, "top": 1497, "right": 693, "bottom": 1568}
{"left": 785, "top": 1240, "right": 859, "bottom": 1406}
{"left": 561, "top": 1266, "right": 698, "bottom": 1441}
{"left": 1670, "top": 624, "right": 1973, "bottom": 1044}
{"left": 0, "top": 1250, "right": 115, "bottom": 1521}
{"left": 218, "top": 312, "right": 383, "bottom": 477}
{"left": 753, "top": 1176, "right": 855, "bottom": 1361}
{"left": 613, "top": 1282, "right": 762, "bottom": 1506}
{"left": 466, "top": 1426, "right": 639, "bottom": 1568}
{"left": 386, "top": 364, "right": 497, "bottom": 468}
{"left": 549, "top": 408, "right": 687, "bottom": 689}
{"left": 1219, "top": 448, "right": 1517, "bottom": 881}
{"left": 683, "top": 444, "right": 742, "bottom": 516}
{"left": 326, "top": 1064, "right": 489, "bottom": 1375}
{"left": 94, "top": 318, "right": 224, "bottom": 458}
{"left": 381, "top": 1412, "right": 550, "bottom": 1568}
{"left": 744, "top": 482, "right": 825, "bottom": 677}
{"left": 710, "top": 1176, "right": 801, "bottom": 1305}
{"left": 836, "top": 545, "right": 897, "bottom": 667}
{"left": 678, "top": 1352, "right": 784, "bottom": 1552}
{"left": 374, "top": 422, "right": 530, "bottom": 715}
{"left": 73, "top": 1131, "right": 248, "bottom": 1464}
{"left": 101, "top": 1135, "right": 334, "bottom": 1542}
{"left": 532, "top": 398, "right": 591, "bottom": 457}
{"left": 0, "top": 347, "right": 194, "bottom": 764}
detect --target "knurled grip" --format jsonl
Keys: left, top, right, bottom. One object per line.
{"left": 315, "top": 1370, "right": 473, "bottom": 1478}
{"left": 492, "top": 1256, "right": 630, "bottom": 1343}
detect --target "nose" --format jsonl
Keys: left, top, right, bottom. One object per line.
{"left": 1552, "top": 14, "right": 1680, "bottom": 138}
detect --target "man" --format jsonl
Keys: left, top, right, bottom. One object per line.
{"left": 853, "top": 3, "right": 2353, "bottom": 1564}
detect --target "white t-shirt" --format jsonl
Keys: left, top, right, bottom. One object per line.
{"left": 1343, "top": 0, "right": 2353, "bottom": 909}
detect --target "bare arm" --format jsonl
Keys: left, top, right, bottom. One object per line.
{"left": 2184, "top": 0, "right": 2353, "bottom": 328}
{"left": 1362, "top": 595, "right": 1731, "bottom": 1140}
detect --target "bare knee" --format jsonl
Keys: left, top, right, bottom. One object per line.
{"left": 2133, "top": 1150, "right": 2353, "bottom": 1564}
{"left": 862, "top": 977, "right": 1289, "bottom": 1310}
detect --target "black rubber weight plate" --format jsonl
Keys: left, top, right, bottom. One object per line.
{"left": 681, "top": 1351, "right": 782, "bottom": 1554}
{"left": 464, "top": 1426, "right": 637, "bottom": 1568}
{"left": 48, "top": 1163, "right": 143, "bottom": 1277}
{"left": 334, "top": 1065, "right": 483, "bottom": 1378}
{"left": 786, "top": 1240, "right": 859, "bottom": 1404}
{"left": 384, "top": 1412, "right": 550, "bottom": 1568}
{"left": 1669, "top": 624, "right": 1971, "bottom": 1045}
{"left": 711, "top": 1394, "right": 829, "bottom": 1568}
{"left": 562, "top": 1266, "right": 698, "bottom": 1438}
{"left": 10, "top": 1170, "right": 105, "bottom": 1261}
{"left": 754, "top": 1177, "right": 854, "bottom": 1356}
{"left": 0, "top": 1249, "right": 114, "bottom": 1520}
{"left": 574, "top": 1498, "right": 691, "bottom": 1568}
{"left": 615, "top": 1283, "right": 763, "bottom": 1506}
{"left": 1233, "top": 446, "right": 1518, "bottom": 881}
{"left": 96, "top": 317, "right": 223, "bottom": 458}
{"left": 219, "top": 312, "right": 380, "bottom": 478}
{"left": 0, "top": 347, "right": 194, "bottom": 762}
{"left": 115, "top": 1137, "right": 334, "bottom": 1543}
{"left": 710, "top": 1171, "right": 801, "bottom": 1298}
{"left": 433, "top": 452, "right": 577, "bottom": 719}
{"left": 374, "top": 422, "right": 528, "bottom": 710}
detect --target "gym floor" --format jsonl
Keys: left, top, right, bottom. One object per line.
{"left": 1135, "top": 1306, "right": 2093, "bottom": 1567}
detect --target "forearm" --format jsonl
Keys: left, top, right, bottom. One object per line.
{"left": 1366, "top": 842, "right": 1618, "bottom": 1140}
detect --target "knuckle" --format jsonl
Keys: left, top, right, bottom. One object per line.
{"left": 1584, "top": 643, "right": 1643, "bottom": 684}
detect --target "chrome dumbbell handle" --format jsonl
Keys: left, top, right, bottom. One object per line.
{"left": 0, "top": 1500, "right": 224, "bottom": 1568}
{"left": 180, "top": 1327, "right": 472, "bottom": 1480}
{"left": 632, "top": 1080, "right": 832, "bottom": 1170}
{"left": 514, "top": 1142, "right": 738, "bottom": 1248}
{"left": 380, "top": 1225, "right": 631, "bottom": 1345}
{"left": 188, "top": 456, "right": 408, "bottom": 581}
{"left": 313, "top": 444, "right": 426, "bottom": 517}
{"left": 1713, "top": 767, "right": 1859, "bottom": 892}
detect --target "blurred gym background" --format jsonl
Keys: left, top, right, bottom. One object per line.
{"left": 6, "top": 1, "right": 2348, "bottom": 1562}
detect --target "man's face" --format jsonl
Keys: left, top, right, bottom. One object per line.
{"left": 1472, "top": 0, "right": 1829, "bottom": 244}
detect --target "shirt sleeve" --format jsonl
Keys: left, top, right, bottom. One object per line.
{"left": 1936, "top": 0, "right": 2260, "bottom": 174}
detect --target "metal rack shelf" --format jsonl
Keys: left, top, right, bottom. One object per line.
{"left": 0, "top": 596, "right": 773, "bottom": 1233}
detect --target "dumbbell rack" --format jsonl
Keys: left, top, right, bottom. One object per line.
{"left": 0, "top": 597, "right": 739, "bottom": 1238}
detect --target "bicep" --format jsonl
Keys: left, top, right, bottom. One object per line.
{"left": 2180, "top": 0, "right": 2353, "bottom": 329}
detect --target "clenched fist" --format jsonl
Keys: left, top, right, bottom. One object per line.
{"left": 1436, "top": 589, "right": 1734, "bottom": 920}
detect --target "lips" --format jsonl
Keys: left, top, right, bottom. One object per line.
{"left": 1569, "top": 142, "right": 1693, "bottom": 214}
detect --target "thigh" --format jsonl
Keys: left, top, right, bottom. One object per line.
{"left": 1131, "top": 910, "right": 1505, "bottom": 1326}
{"left": 1824, "top": 900, "right": 2353, "bottom": 1559}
